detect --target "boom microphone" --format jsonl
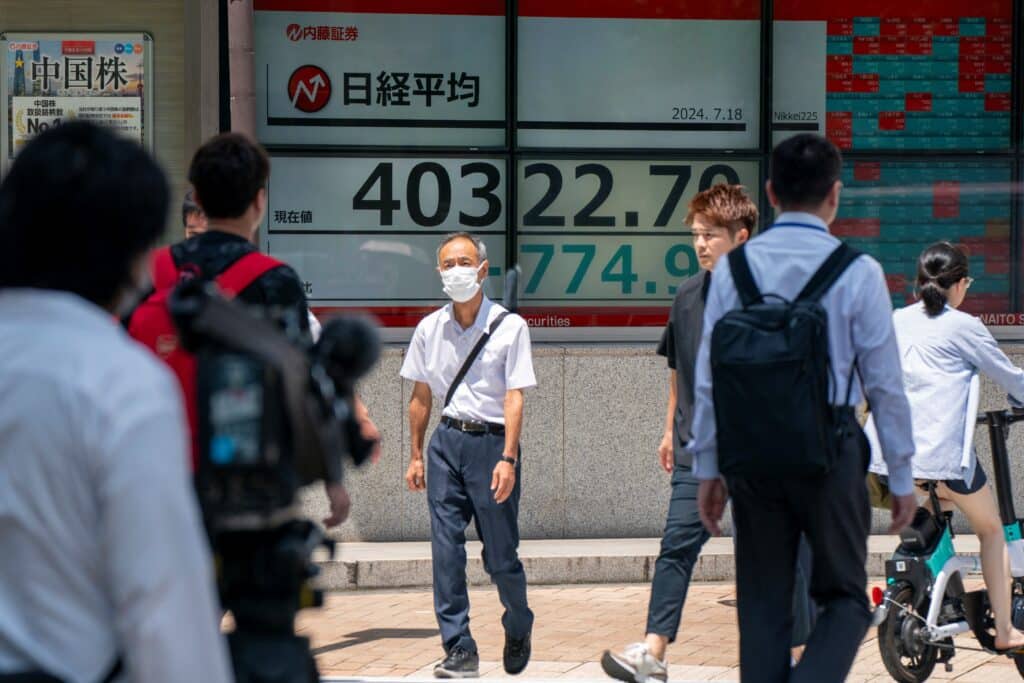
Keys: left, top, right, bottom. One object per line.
{"left": 313, "top": 315, "right": 381, "bottom": 391}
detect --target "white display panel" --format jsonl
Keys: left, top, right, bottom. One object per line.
{"left": 264, "top": 155, "right": 506, "bottom": 321}
{"left": 254, "top": 0, "right": 505, "bottom": 147}
{"left": 517, "top": 1, "right": 761, "bottom": 149}
{"left": 516, "top": 158, "right": 760, "bottom": 327}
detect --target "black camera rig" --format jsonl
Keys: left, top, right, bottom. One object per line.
{"left": 169, "top": 279, "right": 380, "bottom": 683}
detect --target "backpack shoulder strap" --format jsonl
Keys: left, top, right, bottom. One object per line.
{"left": 443, "top": 311, "right": 511, "bottom": 409}
{"left": 150, "top": 246, "right": 178, "bottom": 290}
{"left": 215, "top": 252, "right": 285, "bottom": 298}
{"left": 727, "top": 245, "right": 761, "bottom": 307}
{"left": 797, "top": 243, "right": 863, "bottom": 302}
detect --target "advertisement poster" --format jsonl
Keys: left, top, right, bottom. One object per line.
{"left": 1, "top": 33, "right": 151, "bottom": 163}
{"left": 11, "top": 96, "right": 141, "bottom": 155}
{"left": 253, "top": 0, "right": 505, "bottom": 147}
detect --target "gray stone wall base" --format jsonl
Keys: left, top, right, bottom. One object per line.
{"left": 313, "top": 536, "right": 982, "bottom": 591}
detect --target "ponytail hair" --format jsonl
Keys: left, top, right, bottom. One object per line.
{"left": 916, "top": 241, "right": 968, "bottom": 317}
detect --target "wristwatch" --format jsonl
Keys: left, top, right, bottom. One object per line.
{"left": 499, "top": 455, "right": 517, "bottom": 466}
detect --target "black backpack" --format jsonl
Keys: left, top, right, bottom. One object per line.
{"left": 711, "top": 242, "right": 862, "bottom": 478}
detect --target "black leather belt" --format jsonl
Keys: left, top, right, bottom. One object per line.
{"left": 441, "top": 416, "right": 505, "bottom": 435}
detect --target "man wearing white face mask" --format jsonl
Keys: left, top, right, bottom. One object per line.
{"left": 401, "top": 232, "right": 537, "bottom": 679}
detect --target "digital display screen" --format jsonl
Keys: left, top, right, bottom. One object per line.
{"left": 254, "top": 0, "right": 505, "bottom": 147}
{"left": 263, "top": 155, "right": 506, "bottom": 324}
{"left": 516, "top": 158, "right": 760, "bottom": 326}
{"left": 773, "top": 0, "right": 1012, "bottom": 150}
{"left": 517, "top": 1, "right": 761, "bottom": 149}
{"left": 836, "top": 160, "right": 1012, "bottom": 320}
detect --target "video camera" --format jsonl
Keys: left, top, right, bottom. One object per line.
{"left": 168, "top": 278, "right": 381, "bottom": 683}
{"left": 170, "top": 278, "right": 378, "bottom": 525}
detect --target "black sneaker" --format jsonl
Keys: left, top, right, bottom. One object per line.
{"left": 503, "top": 631, "right": 531, "bottom": 675}
{"left": 434, "top": 646, "right": 479, "bottom": 679}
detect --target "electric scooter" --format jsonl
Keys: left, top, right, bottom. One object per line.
{"left": 873, "top": 408, "right": 1024, "bottom": 681}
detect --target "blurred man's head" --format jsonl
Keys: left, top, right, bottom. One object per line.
{"left": 766, "top": 133, "right": 843, "bottom": 224}
{"left": 685, "top": 184, "right": 756, "bottom": 271}
{"left": 182, "top": 190, "right": 208, "bottom": 239}
{"left": 0, "top": 121, "right": 168, "bottom": 312}
{"left": 187, "top": 133, "right": 269, "bottom": 239}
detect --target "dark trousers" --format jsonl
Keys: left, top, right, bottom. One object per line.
{"left": 427, "top": 423, "right": 534, "bottom": 654}
{"left": 726, "top": 419, "right": 872, "bottom": 683}
{"left": 645, "top": 464, "right": 816, "bottom": 647}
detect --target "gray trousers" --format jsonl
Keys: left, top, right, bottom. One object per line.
{"left": 427, "top": 423, "right": 534, "bottom": 654}
{"left": 726, "top": 418, "right": 872, "bottom": 683}
{"left": 645, "top": 464, "right": 815, "bottom": 647}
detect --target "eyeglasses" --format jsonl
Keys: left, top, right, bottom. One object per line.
{"left": 965, "top": 277, "right": 975, "bottom": 289}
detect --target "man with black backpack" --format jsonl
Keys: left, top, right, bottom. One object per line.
{"left": 691, "top": 134, "right": 917, "bottom": 682}
{"left": 401, "top": 232, "right": 535, "bottom": 679}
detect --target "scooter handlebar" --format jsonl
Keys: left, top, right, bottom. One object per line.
{"left": 977, "top": 408, "right": 1024, "bottom": 425}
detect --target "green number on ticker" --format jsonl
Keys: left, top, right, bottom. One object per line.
{"left": 521, "top": 244, "right": 554, "bottom": 294}
{"left": 562, "top": 244, "right": 596, "bottom": 294}
{"left": 665, "top": 244, "right": 698, "bottom": 280}
{"left": 601, "top": 245, "right": 639, "bottom": 294}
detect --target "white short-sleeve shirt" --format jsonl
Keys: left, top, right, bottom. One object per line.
{"left": 400, "top": 297, "right": 536, "bottom": 424}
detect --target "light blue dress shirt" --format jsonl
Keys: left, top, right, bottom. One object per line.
{"left": 0, "top": 289, "right": 232, "bottom": 682}
{"left": 877, "top": 301, "right": 1024, "bottom": 481}
{"left": 688, "top": 212, "right": 916, "bottom": 496}
{"left": 400, "top": 296, "right": 536, "bottom": 424}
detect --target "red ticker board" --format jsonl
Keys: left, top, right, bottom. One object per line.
{"left": 773, "top": 0, "right": 1012, "bottom": 150}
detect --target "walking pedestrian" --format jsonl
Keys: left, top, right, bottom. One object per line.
{"left": 401, "top": 232, "right": 536, "bottom": 678}
{"left": 693, "top": 134, "right": 917, "bottom": 682}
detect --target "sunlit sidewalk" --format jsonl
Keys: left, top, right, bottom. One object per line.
{"left": 299, "top": 582, "right": 1021, "bottom": 682}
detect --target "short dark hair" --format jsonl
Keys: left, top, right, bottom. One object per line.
{"left": 769, "top": 134, "right": 842, "bottom": 209}
{"left": 187, "top": 132, "right": 269, "bottom": 219}
{"left": 0, "top": 121, "right": 168, "bottom": 306}
{"left": 182, "top": 189, "right": 203, "bottom": 226}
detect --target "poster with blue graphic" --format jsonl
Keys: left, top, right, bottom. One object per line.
{"left": 1, "top": 32, "right": 153, "bottom": 166}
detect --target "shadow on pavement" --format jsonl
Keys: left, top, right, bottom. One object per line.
{"left": 312, "top": 628, "right": 440, "bottom": 655}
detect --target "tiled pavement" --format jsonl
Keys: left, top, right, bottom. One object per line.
{"left": 297, "top": 582, "right": 1024, "bottom": 682}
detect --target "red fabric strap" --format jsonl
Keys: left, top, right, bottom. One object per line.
{"left": 214, "top": 252, "right": 284, "bottom": 297}
{"left": 149, "top": 247, "right": 178, "bottom": 290}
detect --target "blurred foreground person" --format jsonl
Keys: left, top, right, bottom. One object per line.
{"left": 0, "top": 122, "right": 233, "bottom": 683}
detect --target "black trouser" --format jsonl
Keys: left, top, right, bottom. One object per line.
{"left": 726, "top": 416, "right": 872, "bottom": 683}
{"left": 645, "top": 463, "right": 816, "bottom": 647}
{"left": 427, "top": 423, "right": 533, "bottom": 654}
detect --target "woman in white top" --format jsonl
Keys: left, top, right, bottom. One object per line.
{"left": 892, "top": 241, "right": 1024, "bottom": 650}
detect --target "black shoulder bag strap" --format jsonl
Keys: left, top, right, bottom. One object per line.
{"left": 98, "top": 658, "right": 123, "bottom": 683}
{"left": 795, "top": 242, "right": 865, "bottom": 409}
{"left": 727, "top": 245, "right": 761, "bottom": 308}
{"left": 796, "top": 242, "right": 862, "bottom": 303}
{"left": 443, "top": 311, "right": 511, "bottom": 408}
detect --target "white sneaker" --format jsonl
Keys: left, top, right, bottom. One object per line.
{"left": 601, "top": 643, "right": 668, "bottom": 683}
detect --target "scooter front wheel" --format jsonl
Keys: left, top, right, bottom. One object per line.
{"left": 878, "top": 585, "right": 939, "bottom": 682}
